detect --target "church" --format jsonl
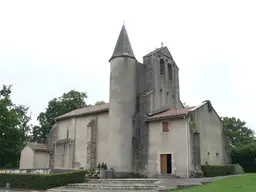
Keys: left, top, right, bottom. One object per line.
{"left": 19, "top": 25, "right": 231, "bottom": 178}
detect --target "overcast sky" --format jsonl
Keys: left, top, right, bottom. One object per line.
{"left": 0, "top": 0, "right": 255, "bottom": 132}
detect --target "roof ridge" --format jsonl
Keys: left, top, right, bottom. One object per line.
{"left": 77, "top": 103, "right": 109, "bottom": 110}
{"left": 143, "top": 46, "right": 166, "bottom": 58}
{"left": 27, "top": 142, "right": 50, "bottom": 152}
{"left": 55, "top": 103, "right": 109, "bottom": 120}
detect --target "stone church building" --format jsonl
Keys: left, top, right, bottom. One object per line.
{"left": 20, "top": 25, "right": 231, "bottom": 178}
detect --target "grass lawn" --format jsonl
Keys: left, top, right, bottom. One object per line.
{"left": 174, "top": 174, "right": 256, "bottom": 192}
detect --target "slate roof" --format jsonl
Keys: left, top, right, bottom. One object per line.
{"left": 55, "top": 103, "right": 109, "bottom": 120}
{"left": 110, "top": 25, "right": 136, "bottom": 61}
{"left": 27, "top": 143, "right": 50, "bottom": 152}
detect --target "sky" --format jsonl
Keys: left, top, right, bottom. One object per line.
{"left": 0, "top": 0, "right": 255, "bottom": 132}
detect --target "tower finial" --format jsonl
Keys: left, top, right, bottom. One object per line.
{"left": 123, "top": 20, "right": 125, "bottom": 26}
{"left": 161, "top": 42, "right": 163, "bottom": 47}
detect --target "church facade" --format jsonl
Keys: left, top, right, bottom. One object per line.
{"left": 20, "top": 25, "right": 231, "bottom": 178}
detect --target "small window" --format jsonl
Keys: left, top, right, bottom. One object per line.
{"left": 160, "top": 59, "right": 165, "bottom": 75}
{"left": 162, "top": 122, "right": 169, "bottom": 132}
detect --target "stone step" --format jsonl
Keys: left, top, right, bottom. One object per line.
{"left": 201, "top": 181, "right": 213, "bottom": 185}
{"left": 85, "top": 179, "right": 159, "bottom": 184}
{"left": 48, "top": 189, "right": 165, "bottom": 192}
{"left": 155, "top": 174, "right": 176, "bottom": 178}
{"left": 65, "top": 185, "right": 159, "bottom": 190}
{"left": 48, "top": 186, "right": 166, "bottom": 191}
{"left": 67, "top": 183, "right": 158, "bottom": 187}
{"left": 176, "top": 183, "right": 202, "bottom": 189}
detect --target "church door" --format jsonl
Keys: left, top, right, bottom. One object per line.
{"left": 160, "top": 154, "right": 172, "bottom": 174}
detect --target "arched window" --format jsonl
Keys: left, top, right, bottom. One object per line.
{"left": 160, "top": 59, "right": 165, "bottom": 75}
{"left": 168, "top": 63, "right": 173, "bottom": 81}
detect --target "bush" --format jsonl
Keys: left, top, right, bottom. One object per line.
{"left": 232, "top": 141, "right": 256, "bottom": 173}
{"left": 201, "top": 165, "right": 236, "bottom": 177}
{"left": 0, "top": 170, "right": 87, "bottom": 190}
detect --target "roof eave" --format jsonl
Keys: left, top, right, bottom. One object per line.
{"left": 34, "top": 149, "right": 51, "bottom": 153}
{"left": 55, "top": 108, "right": 109, "bottom": 121}
{"left": 109, "top": 55, "right": 137, "bottom": 62}
{"left": 145, "top": 114, "right": 189, "bottom": 122}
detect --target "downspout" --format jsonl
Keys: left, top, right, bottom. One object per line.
{"left": 183, "top": 115, "right": 190, "bottom": 178}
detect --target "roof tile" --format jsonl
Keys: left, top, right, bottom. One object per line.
{"left": 27, "top": 143, "right": 50, "bottom": 152}
{"left": 147, "top": 107, "right": 194, "bottom": 121}
{"left": 55, "top": 103, "right": 109, "bottom": 120}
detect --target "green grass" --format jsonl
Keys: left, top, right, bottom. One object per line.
{"left": 174, "top": 174, "right": 256, "bottom": 192}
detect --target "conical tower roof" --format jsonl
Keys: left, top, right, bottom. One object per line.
{"left": 110, "top": 25, "right": 136, "bottom": 61}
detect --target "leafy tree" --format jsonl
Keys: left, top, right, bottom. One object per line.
{"left": 222, "top": 117, "right": 255, "bottom": 148}
{"left": 30, "top": 125, "right": 43, "bottom": 143}
{"left": 94, "top": 100, "right": 106, "bottom": 105}
{"left": 33, "top": 90, "right": 88, "bottom": 143}
{"left": 232, "top": 140, "right": 256, "bottom": 173}
{"left": 0, "top": 85, "right": 31, "bottom": 168}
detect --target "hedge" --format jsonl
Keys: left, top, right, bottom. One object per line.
{"left": 201, "top": 165, "right": 236, "bottom": 177}
{"left": 0, "top": 170, "right": 87, "bottom": 190}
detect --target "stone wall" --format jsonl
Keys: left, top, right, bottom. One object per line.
{"left": 0, "top": 168, "right": 77, "bottom": 174}
{"left": 189, "top": 113, "right": 203, "bottom": 177}
{"left": 108, "top": 56, "right": 137, "bottom": 173}
{"left": 190, "top": 129, "right": 203, "bottom": 177}
{"left": 222, "top": 133, "right": 232, "bottom": 164}
{"left": 46, "top": 124, "right": 58, "bottom": 168}
{"left": 147, "top": 119, "right": 189, "bottom": 177}
{"left": 133, "top": 92, "right": 151, "bottom": 177}
{"left": 19, "top": 146, "right": 34, "bottom": 169}
{"left": 192, "top": 103, "right": 226, "bottom": 165}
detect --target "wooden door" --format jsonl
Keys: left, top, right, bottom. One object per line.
{"left": 160, "top": 154, "right": 167, "bottom": 174}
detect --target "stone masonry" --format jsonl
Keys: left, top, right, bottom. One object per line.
{"left": 86, "top": 118, "right": 97, "bottom": 170}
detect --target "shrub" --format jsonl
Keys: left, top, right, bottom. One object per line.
{"left": 201, "top": 165, "right": 236, "bottom": 177}
{"left": 0, "top": 170, "right": 87, "bottom": 190}
{"left": 232, "top": 141, "right": 256, "bottom": 173}
{"left": 97, "top": 162, "right": 108, "bottom": 170}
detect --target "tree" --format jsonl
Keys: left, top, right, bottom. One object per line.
{"left": 33, "top": 90, "right": 88, "bottom": 143}
{"left": 222, "top": 117, "right": 255, "bottom": 148}
{"left": 94, "top": 100, "right": 106, "bottom": 105}
{"left": 232, "top": 140, "right": 256, "bottom": 173}
{"left": 30, "top": 125, "right": 43, "bottom": 143}
{"left": 0, "top": 85, "right": 31, "bottom": 168}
